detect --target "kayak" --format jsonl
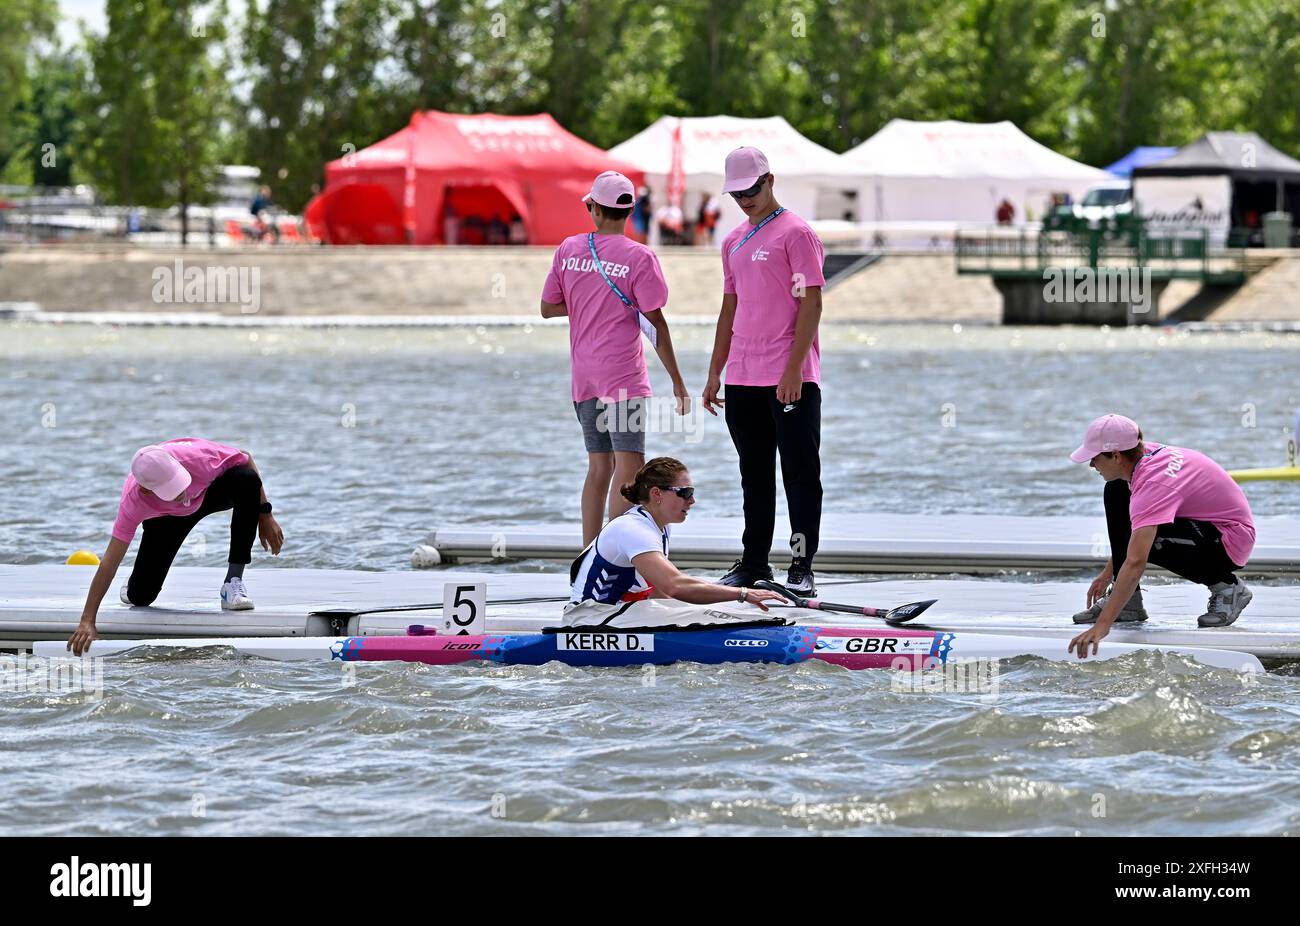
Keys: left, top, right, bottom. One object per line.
{"left": 1228, "top": 464, "right": 1300, "bottom": 483}
{"left": 36, "top": 625, "right": 1264, "bottom": 672}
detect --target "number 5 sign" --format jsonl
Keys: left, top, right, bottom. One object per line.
{"left": 442, "top": 582, "right": 486, "bottom": 635}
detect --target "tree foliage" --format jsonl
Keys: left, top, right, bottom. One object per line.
{"left": 0, "top": 0, "right": 58, "bottom": 183}
{"left": 78, "top": 0, "right": 228, "bottom": 240}
{"left": 12, "top": 0, "right": 1297, "bottom": 211}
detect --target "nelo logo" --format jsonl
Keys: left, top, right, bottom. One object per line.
{"left": 723, "top": 639, "right": 769, "bottom": 648}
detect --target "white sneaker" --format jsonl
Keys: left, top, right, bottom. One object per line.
{"left": 1198, "top": 581, "right": 1252, "bottom": 628}
{"left": 120, "top": 584, "right": 134, "bottom": 606}
{"left": 221, "top": 577, "right": 255, "bottom": 611}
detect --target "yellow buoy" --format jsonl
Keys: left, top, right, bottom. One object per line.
{"left": 66, "top": 550, "right": 100, "bottom": 566}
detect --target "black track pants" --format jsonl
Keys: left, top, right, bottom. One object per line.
{"left": 723, "top": 383, "right": 822, "bottom": 566}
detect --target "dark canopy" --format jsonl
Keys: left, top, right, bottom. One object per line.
{"left": 1132, "top": 132, "right": 1300, "bottom": 181}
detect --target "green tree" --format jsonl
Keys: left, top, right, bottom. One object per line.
{"left": 28, "top": 46, "right": 87, "bottom": 187}
{"left": 0, "top": 0, "right": 58, "bottom": 184}
{"left": 243, "top": 0, "right": 407, "bottom": 210}
{"left": 1066, "top": 0, "right": 1250, "bottom": 167}
{"left": 80, "top": 0, "right": 230, "bottom": 242}
{"left": 792, "top": 0, "right": 960, "bottom": 150}
{"left": 1239, "top": 0, "right": 1300, "bottom": 157}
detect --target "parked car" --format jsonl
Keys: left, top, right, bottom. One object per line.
{"left": 1074, "top": 180, "right": 1133, "bottom": 224}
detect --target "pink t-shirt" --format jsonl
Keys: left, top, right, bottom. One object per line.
{"left": 720, "top": 209, "right": 826, "bottom": 387}
{"left": 111, "top": 438, "right": 250, "bottom": 543}
{"left": 541, "top": 233, "right": 669, "bottom": 403}
{"left": 1129, "top": 444, "right": 1256, "bottom": 566}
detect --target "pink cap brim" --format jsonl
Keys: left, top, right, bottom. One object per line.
{"left": 722, "top": 174, "right": 763, "bottom": 194}
{"left": 1069, "top": 444, "right": 1095, "bottom": 463}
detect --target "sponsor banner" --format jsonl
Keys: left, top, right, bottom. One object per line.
{"left": 557, "top": 632, "right": 655, "bottom": 653}
{"left": 1133, "top": 175, "right": 1231, "bottom": 241}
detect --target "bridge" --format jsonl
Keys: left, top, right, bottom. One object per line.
{"left": 955, "top": 226, "right": 1249, "bottom": 324}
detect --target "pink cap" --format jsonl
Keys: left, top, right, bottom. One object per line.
{"left": 723, "top": 147, "right": 771, "bottom": 193}
{"left": 582, "top": 171, "right": 636, "bottom": 209}
{"left": 1070, "top": 414, "right": 1141, "bottom": 463}
{"left": 131, "top": 445, "right": 192, "bottom": 499}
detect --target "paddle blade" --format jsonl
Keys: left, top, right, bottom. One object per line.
{"left": 885, "top": 599, "right": 937, "bottom": 624}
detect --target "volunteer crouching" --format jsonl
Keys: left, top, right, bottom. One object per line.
{"left": 564, "top": 457, "right": 786, "bottom": 629}
{"left": 1067, "top": 414, "right": 1255, "bottom": 660}
{"left": 67, "top": 438, "right": 284, "bottom": 656}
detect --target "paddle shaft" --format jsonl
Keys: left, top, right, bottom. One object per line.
{"left": 804, "top": 599, "right": 890, "bottom": 617}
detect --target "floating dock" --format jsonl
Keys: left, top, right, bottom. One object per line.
{"left": 425, "top": 513, "right": 1300, "bottom": 576}
{"left": 4, "top": 564, "right": 1299, "bottom": 660}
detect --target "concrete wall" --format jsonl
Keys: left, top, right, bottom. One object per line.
{"left": 2, "top": 243, "right": 1296, "bottom": 323}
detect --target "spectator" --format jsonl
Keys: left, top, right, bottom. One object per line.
{"left": 696, "top": 192, "right": 722, "bottom": 246}
{"left": 995, "top": 198, "right": 1015, "bottom": 225}
{"left": 631, "top": 186, "right": 651, "bottom": 243}
{"left": 250, "top": 185, "right": 278, "bottom": 244}
{"left": 655, "top": 205, "right": 685, "bottom": 246}
{"left": 443, "top": 202, "right": 459, "bottom": 245}
{"left": 461, "top": 215, "right": 485, "bottom": 245}
{"left": 250, "top": 185, "right": 273, "bottom": 219}
{"left": 508, "top": 214, "right": 527, "bottom": 245}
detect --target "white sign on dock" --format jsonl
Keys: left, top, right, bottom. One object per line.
{"left": 441, "top": 582, "right": 487, "bottom": 635}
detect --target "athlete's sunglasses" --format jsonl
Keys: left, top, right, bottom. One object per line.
{"left": 729, "top": 175, "right": 768, "bottom": 200}
{"left": 657, "top": 485, "right": 695, "bottom": 499}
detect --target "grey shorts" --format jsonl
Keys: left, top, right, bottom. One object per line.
{"left": 574, "top": 397, "right": 647, "bottom": 454}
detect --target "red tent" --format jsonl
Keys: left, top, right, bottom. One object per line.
{"left": 319, "top": 111, "right": 645, "bottom": 245}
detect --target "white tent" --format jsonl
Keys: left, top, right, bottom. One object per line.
{"left": 608, "top": 115, "right": 865, "bottom": 238}
{"left": 841, "top": 119, "right": 1109, "bottom": 224}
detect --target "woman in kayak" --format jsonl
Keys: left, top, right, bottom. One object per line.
{"left": 564, "top": 456, "right": 786, "bottom": 628}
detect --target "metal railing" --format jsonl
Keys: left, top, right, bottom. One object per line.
{"left": 955, "top": 226, "right": 1247, "bottom": 282}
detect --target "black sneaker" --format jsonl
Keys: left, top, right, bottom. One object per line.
{"left": 785, "top": 560, "right": 816, "bottom": 597}
{"left": 718, "top": 559, "right": 774, "bottom": 587}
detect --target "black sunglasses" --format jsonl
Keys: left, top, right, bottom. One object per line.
{"left": 656, "top": 485, "right": 695, "bottom": 499}
{"left": 729, "top": 175, "right": 768, "bottom": 200}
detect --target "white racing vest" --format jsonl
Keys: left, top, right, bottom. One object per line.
{"left": 568, "top": 506, "right": 668, "bottom": 605}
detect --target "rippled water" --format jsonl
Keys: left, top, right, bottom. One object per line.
{"left": 2, "top": 650, "right": 1296, "bottom": 836}
{"left": 2, "top": 321, "right": 1298, "bottom": 835}
{"left": 3, "top": 321, "right": 1297, "bottom": 568}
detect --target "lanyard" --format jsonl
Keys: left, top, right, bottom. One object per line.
{"left": 587, "top": 233, "right": 658, "bottom": 347}
{"left": 728, "top": 207, "right": 785, "bottom": 256}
